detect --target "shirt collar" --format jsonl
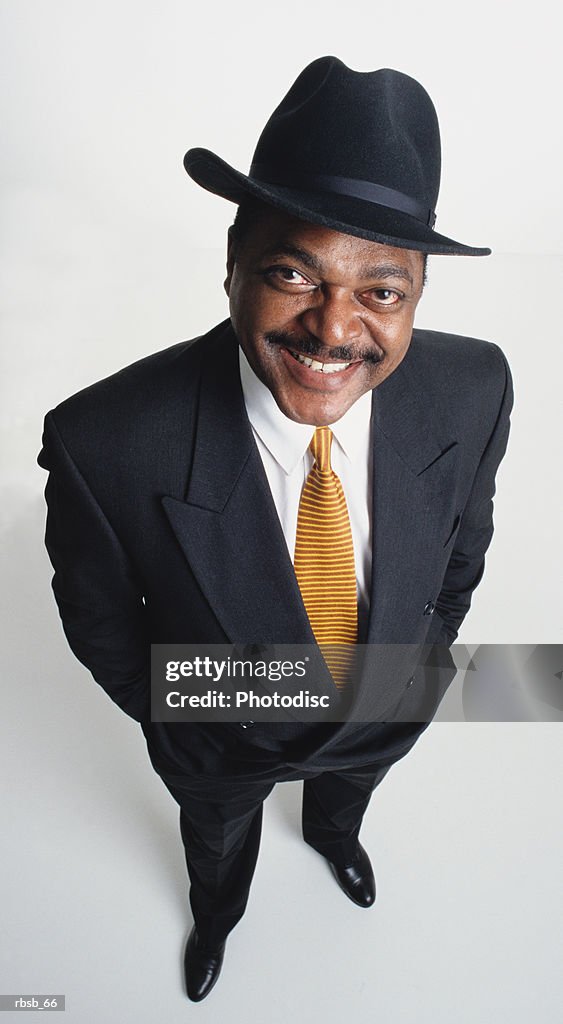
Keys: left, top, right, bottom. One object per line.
{"left": 239, "top": 346, "right": 372, "bottom": 475}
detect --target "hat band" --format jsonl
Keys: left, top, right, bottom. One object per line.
{"left": 250, "top": 163, "right": 436, "bottom": 228}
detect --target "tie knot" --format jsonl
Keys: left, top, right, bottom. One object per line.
{"left": 309, "top": 426, "right": 333, "bottom": 473}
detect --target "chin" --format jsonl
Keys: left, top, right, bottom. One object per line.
{"left": 275, "top": 391, "right": 356, "bottom": 426}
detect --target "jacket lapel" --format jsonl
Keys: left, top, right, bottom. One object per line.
{"left": 161, "top": 323, "right": 336, "bottom": 707}
{"left": 365, "top": 349, "right": 462, "bottom": 647}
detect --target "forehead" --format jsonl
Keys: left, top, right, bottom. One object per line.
{"left": 239, "top": 206, "right": 423, "bottom": 279}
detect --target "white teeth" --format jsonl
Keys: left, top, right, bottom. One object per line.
{"left": 293, "top": 352, "right": 351, "bottom": 373}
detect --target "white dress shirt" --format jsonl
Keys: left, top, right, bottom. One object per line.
{"left": 238, "top": 347, "right": 373, "bottom": 627}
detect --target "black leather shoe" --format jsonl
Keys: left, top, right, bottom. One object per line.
{"left": 326, "top": 842, "right": 376, "bottom": 907}
{"left": 183, "top": 926, "right": 226, "bottom": 1002}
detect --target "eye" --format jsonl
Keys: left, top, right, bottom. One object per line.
{"left": 263, "top": 265, "right": 313, "bottom": 288}
{"left": 366, "top": 288, "right": 402, "bottom": 306}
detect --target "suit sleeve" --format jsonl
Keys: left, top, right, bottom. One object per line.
{"left": 37, "top": 410, "right": 150, "bottom": 722}
{"left": 425, "top": 346, "right": 514, "bottom": 648}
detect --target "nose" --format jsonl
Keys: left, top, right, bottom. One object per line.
{"left": 298, "top": 287, "right": 363, "bottom": 350}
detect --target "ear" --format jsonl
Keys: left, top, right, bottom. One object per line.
{"left": 224, "top": 227, "right": 236, "bottom": 297}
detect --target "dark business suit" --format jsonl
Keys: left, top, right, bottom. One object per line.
{"left": 38, "top": 318, "right": 513, "bottom": 940}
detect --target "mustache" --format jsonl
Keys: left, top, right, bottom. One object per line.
{"left": 264, "top": 331, "right": 383, "bottom": 366}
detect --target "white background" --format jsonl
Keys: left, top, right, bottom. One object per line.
{"left": 1, "top": 1, "right": 562, "bottom": 1021}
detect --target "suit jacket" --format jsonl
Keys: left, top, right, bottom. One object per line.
{"left": 37, "top": 319, "right": 513, "bottom": 773}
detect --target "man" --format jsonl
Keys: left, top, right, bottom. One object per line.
{"left": 37, "top": 57, "right": 513, "bottom": 1001}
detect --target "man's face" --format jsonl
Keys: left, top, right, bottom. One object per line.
{"left": 224, "top": 207, "right": 425, "bottom": 425}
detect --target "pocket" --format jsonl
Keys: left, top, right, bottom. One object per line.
{"left": 443, "top": 512, "right": 462, "bottom": 549}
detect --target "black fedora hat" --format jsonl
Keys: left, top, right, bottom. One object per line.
{"left": 184, "top": 56, "right": 490, "bottom": 256}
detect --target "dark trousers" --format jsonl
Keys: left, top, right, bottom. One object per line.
{"left": 158, "top": 763, "right": 391, "bottom": 946}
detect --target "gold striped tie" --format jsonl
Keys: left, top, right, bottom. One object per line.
{"left": 294, "top": 426, "right": 358, "bottom": 688}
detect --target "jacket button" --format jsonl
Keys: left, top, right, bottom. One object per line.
{"left": 240, "top": 721, "right": 255, "bottom": 729}
{"left": 423, "top": 601, "right": 435, "bottom": 616}
{"left": 407, "top": 676, "right": 414, "bottom": 688}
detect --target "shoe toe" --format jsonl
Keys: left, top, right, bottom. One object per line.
{"left": 328, "top": 844, "right": 376, "bottom": 908}
{"left": 184, "top": 927, "right": 225, "bottom": 1002}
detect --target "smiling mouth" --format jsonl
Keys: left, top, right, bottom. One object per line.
{"left": 285, "top": 347, "right": 358, "bottom": 375}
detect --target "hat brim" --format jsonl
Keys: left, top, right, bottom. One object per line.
{"left": 184, "top": 148, "right": 491, "bottom": 257}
